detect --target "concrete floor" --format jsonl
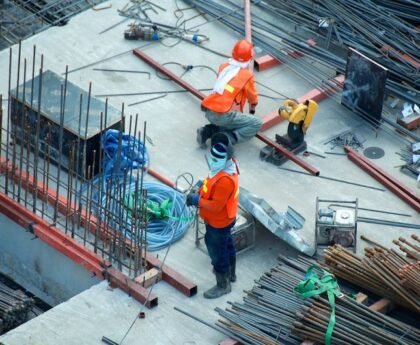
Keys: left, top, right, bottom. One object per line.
{"left": 0, "top": 0, "right": 419, "bottom": 344}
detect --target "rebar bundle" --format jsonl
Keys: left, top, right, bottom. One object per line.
{"left": 215, "top": 255, "right": 420, "bottom": 345}
{"left": 0, "top": 282, "right": 34, "bottom": 333}
{"left": 256, "top": 0, "right": 419, "bottom": 88}
{"left": 399, "top": 262, "right": 420, "bottom": 295}
{"left": 323, "top": 235, "right": 420, "bottom": 313}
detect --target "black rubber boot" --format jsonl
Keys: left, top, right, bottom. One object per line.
{"left": 203, "top": 271, "right": 231, "bottom": 299}
{"left": 229, "top": 256, "right": 236, "bottom": 282}
{"left": 196, "top": 124, "right": 220, "bottom": 149}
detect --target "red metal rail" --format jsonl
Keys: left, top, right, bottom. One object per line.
{"left": 0, "top": 158, "right": 197, "bottom": 297}
{"left": 345, "top": 146, "right": 420, "bottom": 212}
{"left": 132, "top": 49, "right": 319, "bottom": 176}
{"left": 0, "top": 191, "right": 158, "bottom": 308}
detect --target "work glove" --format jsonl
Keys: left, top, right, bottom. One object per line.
{"left": 186, "top": 192, "right": 200, "bottom": 207}
{"left": 250, "top": 104, "right": 257, "bottom": 115}
{"left": 191, "top": 180, "right": 203, "bottom": 193}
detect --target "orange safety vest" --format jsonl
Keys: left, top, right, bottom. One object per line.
{"left": 201, "top": 63, "right": 253, "bottom": 113}
{"left": 199, "top": 171, "right": 239, "bottom": 228}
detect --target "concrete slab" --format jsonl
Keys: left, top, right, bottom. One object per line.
{"left": 0, "top": 0, "right": 419, "bottom": 343}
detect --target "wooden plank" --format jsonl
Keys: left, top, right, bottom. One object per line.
{"left": 369, "top": 298, "right": 394, "bottom": 314}
{"left": 135, "top": 268, "right": 162, "bottom": 288}
{"left": 355, "top": 292, "right": 368, "bottom": 305}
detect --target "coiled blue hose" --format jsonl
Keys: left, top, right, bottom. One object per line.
{"left": 93, "top": 129, "right": 193, "bottom": 251}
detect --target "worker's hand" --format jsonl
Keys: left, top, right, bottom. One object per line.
{"left": 186, "top": 192, "right": 200, "bottom": 207}
{"left": 303, "top": 126, "right": 308, "bottom": 134}
{"left": 191, "top": 180, "right": 203, "bottom": 193}
{"left": 250, "top": 104, "right": 257, "bottom": 115}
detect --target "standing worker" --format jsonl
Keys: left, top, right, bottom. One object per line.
{"left": 187, "top": 133, "right": 239, "bottom": 299}
{"left": 197, "top": 39, "right": 262, "bottom": 148}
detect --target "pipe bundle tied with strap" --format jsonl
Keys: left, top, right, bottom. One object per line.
{"left": 294, "top": 265, "right": 343, "bottom": 345}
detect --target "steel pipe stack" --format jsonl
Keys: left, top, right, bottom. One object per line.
{"left": 293, "top": 294, "right": 420, "bottom": 345}
{"left": 0, "top": 282, "right": 34, "bottom": 333}
{"left": 216, "top": 255, "right": 420, "bottom": 344}
{"left": 323, "top": 235, "right": 420, "bottom": 313}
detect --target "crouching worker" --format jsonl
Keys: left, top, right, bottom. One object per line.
{"left": 197, "top": 39, "right": 262, "bottom": 148}
{"left": 186, "top": 133, "right": 239, "bottom": 299}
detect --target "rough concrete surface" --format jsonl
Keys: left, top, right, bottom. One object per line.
{"left": 0, "top": 0, "right": 419, "bottom": 344}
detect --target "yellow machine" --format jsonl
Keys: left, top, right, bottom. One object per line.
{"left": 279, "top": 99, "right": 319, "bottom": 133}
{"left": 260, "top": 99, "right": 319, "bottom": 165}
{"left": 276, "top": 99, "right": 319, "bottom": 149}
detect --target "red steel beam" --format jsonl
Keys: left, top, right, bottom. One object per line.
{"left": 0, "top": 191, "right": 158, "bottom": 307}
{"left": 256, "top": 132, "right": 319, "bottom": 175}
{"left": 345, "top": 146, "right": 420, "bottom": 212}
{"left": 107, "top": 267, "right": 158, "bottom": 308}
{"left": 0, "top": 192, "right": 105, "bottom": 277}
{"left": 0, "top": 157, "right": 196, "bottom": 297}
{"left": 145, "top": 254, "right": 198, "bottom": 296}
{"left": 133, "top": 49, "right": 319, "bottom": 176}
{"left": 133, "top": 49, "right": 205, "bottom": 99}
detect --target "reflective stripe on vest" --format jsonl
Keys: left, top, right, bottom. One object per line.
{"left": 201, "top": 63, "right": 253, "bottom": 113}
{"left": 199, "top": 171, "right": 239, "bottom": 219}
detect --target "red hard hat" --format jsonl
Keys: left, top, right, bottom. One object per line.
{"left": 232, "top": 40, "right": 254, "bottom": 62}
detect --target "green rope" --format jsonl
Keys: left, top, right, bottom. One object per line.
{"left": 125, "top": 192, "right": 194, "bottom": 222}
{"left": 294, "top": 265, "right": 342, "bottom": 345}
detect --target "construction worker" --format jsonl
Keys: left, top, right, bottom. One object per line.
{"left": 197, "top": 39, "right": 262, "bottom": 148}
{"left": 186, "top": 133, "right": 239, "bottom": 299}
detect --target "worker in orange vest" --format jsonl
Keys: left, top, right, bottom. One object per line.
{"left": 186, "top": 133, "right": 239, "bottom": 299}
{"left": 197, "top": 39, "right": 262, "bottom": 148}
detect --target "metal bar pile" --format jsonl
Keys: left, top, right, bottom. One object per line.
{"left": 0, "top": 0, "right": 105, "bottom": 50}
{"left": 215, "top": 255, "right": 420, "bottom": 345}
{"left": 399, "top": 262, "right": 420, "bottom": 296}
{"left": 0, "top": 282, "right": 34, "bottom": 334}
{"left": 372, "top": 0, "right": 420, "bottom": 22}
{"left": 323, "top": 235, "right": 420, "bottom": 313}
{"left": 0, "top": 43, "right": 148, "bottom": 278}
{"left": 292, "top": 292, "right": 420, "bottom": 345}
{"left": 397, "top": 144, "right": 420, "bottom": 181}
{"left": 254, "top": 0, "right": 419, "bottom": 89}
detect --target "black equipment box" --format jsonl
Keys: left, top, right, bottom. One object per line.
{"left": 10, "top": 70, "right": 121, "bottom": 177}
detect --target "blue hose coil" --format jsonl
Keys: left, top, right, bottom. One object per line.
{"left": 93, "top": 129, "right": 192, "bottom": 251}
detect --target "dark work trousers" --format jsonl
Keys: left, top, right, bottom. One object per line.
{"left": 204, "top": 221, "right": 236, "bottom": 274}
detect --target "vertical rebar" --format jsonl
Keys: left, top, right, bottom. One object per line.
{"left": 32, "top": 54, "right": 45, "bottom": 213}
{"left": 17, "top": 58, "right": 27, "bottom": 202}
{"left": 53, "top": 83, "right": 65, "bottom": 222}
{"left": 5, "top": 47, "right": 13, "bottom": 195}
{"left": 72, "top": 93, "right": 83, "bottom": 238}
{"left": 11, "top": 41, "right": 22, "bottom": 199}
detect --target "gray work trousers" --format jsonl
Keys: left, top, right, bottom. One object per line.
{"left": 205, "top": 110, "right": 263, "bottom": 144}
